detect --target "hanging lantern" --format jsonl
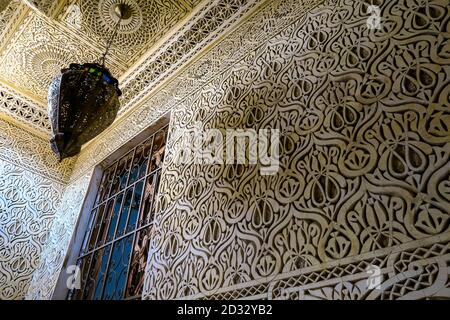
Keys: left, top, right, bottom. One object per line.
{"left": 48, "top": 4, "right": 131, "bottom": 161}
{"left": 48, "top": 63, "right": 121, "bottom": 160}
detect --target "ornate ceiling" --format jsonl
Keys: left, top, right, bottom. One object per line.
{"left": 0, "top": 0, "right": 261, "bottom": 138}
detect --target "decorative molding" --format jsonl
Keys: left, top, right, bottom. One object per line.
{"left": 116, "top": 0, "right": 267, "bottom": 115}
{"left": 196, "top": 234, "right": 450, "bottom": 300}
{"left": 0, "top": 82, "right": 51, "bottom": 136}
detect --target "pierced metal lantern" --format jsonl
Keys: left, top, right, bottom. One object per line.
{"left": 48, "top": 63, "right": 122, "bottom": 161}
{"left": 47, "top": 3, "right": 132, "bottom": 161}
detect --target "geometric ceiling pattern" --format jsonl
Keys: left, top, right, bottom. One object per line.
{"left": 66, "top": 0, "right": 195, "bottom": 66}
{"left": 0, "top": 0, "right": 264, "bottom": 139}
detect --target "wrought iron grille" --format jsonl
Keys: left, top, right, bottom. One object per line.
{"left": 69, "top": 123, "right": 169, "bottom": 300}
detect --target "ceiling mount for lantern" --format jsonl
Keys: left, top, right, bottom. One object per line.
{"left": 113, "top": 3, "right": 132, "bottom": 20}
{"left": 47, "top": 2, "right": 131, "bottom": 161}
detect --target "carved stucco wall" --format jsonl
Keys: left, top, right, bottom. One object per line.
{"left": 25, "top": 172, "right": 92, "bottom": 300}
{"left": 27, "top": 0, "right": 450, "bottom": 300}
{"left": 144, "top": 0, "right": 450, "bottom": 299}
{"left": 0, "top": 118, "right": 75, "bottom": 300}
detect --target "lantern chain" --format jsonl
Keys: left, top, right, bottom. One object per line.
{"left": 99, "top": 18, "right": 121, "bottom": 67}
